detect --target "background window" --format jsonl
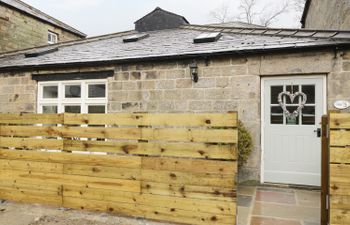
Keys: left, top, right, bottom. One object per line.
{"left": 65, "top": 85, "right": 81, "bottom": 98}
{"left": 48, "top": 31, "right": 58, "bottom": 44}
{"left": 43, "top": 86, "right": 58, "bottom": 98}
{"left": 88, "top": 84, "right": 106, "bottom": 98}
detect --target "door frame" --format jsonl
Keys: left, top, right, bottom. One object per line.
{"left": 260, "top": 75, "right": 327, "bottom": 184}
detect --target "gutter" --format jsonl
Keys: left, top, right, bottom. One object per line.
{"left": 1, "top": 42, "right": 350, "bottom": 73}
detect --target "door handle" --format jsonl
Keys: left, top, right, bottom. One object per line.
{"left": 314, "top": 128, "right": 321, "bottom": 138}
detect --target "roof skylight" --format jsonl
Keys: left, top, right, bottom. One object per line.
{"left": 123, "top": 33, "right": 150, "bottom": 43}
{"left": 193, "top": 32, "right": 222, "bottom": 43}
{"left": 25, "top": 47, "right": 59, "bottom": 58}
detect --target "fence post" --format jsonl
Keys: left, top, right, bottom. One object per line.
{"left": 321, "top": 115, "right": 329, "bottom": 225}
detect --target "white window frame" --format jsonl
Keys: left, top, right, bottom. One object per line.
{"left": 48, "top": 31, "right": 58, "bottom": 44}
{"left": 37, "top": 79, "right": 108, "bottom": 114}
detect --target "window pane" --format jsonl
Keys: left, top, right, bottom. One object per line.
{"left": 286, "top": 85, "right": 299, "bottom": 104}
{"left": 302, "top": 106, "right": 315, "bottom": 125}
{"left": 42, "top": 106, "right": 57, "bottom": 114}
{"left": 65, "top": 106, "right": 81, "bottom": 113}
{"left": 65, "top": 85, "right": 81, "bottom": 98}
{"left": 43, "top": 86, "right": 58, "bottom": 98}
{"left": 271, "top": 86, "right": 283, "bottom": 104}
{"left": 89, "top": 84, "right": 106, "bottom": 98}
{"left": 302, "top": 85, "right": 315, "bottom": 104}
{"left": 271, "top": 106, "right": 283, "bottom": 124}
{"left": 285, "top": 106, "right": 300, "bottom": 125}
{"left": 88, "top": 105, "right": 105, "bottom": 114}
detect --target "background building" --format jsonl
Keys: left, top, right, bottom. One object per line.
{"left": 0, "top": 0, "right": 86, "bottom": 53}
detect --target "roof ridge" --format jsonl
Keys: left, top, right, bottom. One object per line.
{"left": 0, "top": 0, "right": 86, "bottom": 37}
{"left": 0, "top": 29, "right": 136, "bottom": 58}
{"left": 182, "top": 24, "right": 350, "bottom": 40}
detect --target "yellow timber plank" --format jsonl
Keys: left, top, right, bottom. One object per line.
{"left": 0, "top": 177, "right": 62, "bottom": 193}
{"left": 141, "top": 169, "right": 235, "bottom": 188}
{"left": 330, "top": 195, "right": 350, "bottom": 210}
{"left": 63, "top": 185, "right": 235, "bottom": 215}
{"left": 0, "top": 114, "right": 63, "bottom": 125}
{"left": 64, "top": 113, "right": 237, "bottom": 127}
{"left": 0, "top": 126, "right": 237, "bottom": 144}
{"left": 63, "top": 164, "right": 140, "bottom": 180}
{"left": 141, "top": 157, "right": 237, "bottom": 174}
{"left": 0, "top": 186, "right": 62, "bottom": 206}
{"left": 0, "top": 159, "right": 63, "bottom": 173}
{"left": 330, "top": 209, "right": 350, "bottom": 224}
{"left": 64, "top": 140, "right": 237, "bottom": 160}
{"left": 63, "top": 197, "right": 235, "bottom": 225}
{"left": 141, "top": 181, "right": 236, "bottom": 202}
{"left": 0, "top": 137, "right": 63, "bottom": 150}
{"left": 330, "top": 113, "right": 350, "bottom": 129}
{"left": 0, "top": 149, "right": 141, "bottom": 168}
{"left": 330, "top": 147, "right": 350, "bottom": 164}
{"left": 330, "top": 130, "right": 350, "bottom": 147}
{"left": 1, "top": 170, "right": 141, "bottom": 193}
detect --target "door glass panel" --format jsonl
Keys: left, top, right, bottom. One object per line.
{"left": 65, "top": 106, "right": 81, "bottom": 113}
{"left": 42, "top": 106, "right": 57, "bottom": 114}
{"left": 302, "top": 106, "right": 316, "bottom": 125}
{"left": 285, "top": 85, "right": 299, "bottom": 104}
{"left": 65, "top": 85, "right": 81, "bottom": 98}
{"left": 88, "top": 84, "right": 106, "bottom": 98}
{"left": 285, "top": 106, "right": 299, "bottom": 125}
{"left": 271, "top": 86, "right": 283, "bottom": 104}
{"left": 88, "top": 105, "right": 105, "bottom": 114}
{"left": 43, "top": 86, "right": 58, "bottom": 98}
{"left": 302, "top": 85, "right": 315, "bottom": 104}
{"left": 271, "top": 106, "right": 283, "bottom": 124}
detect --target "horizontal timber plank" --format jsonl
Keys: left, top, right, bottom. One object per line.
{"left": 64, "top": 113, "right": 237, "bottom": 127}
{"left": 141, "top": 169, "right": 235, "bottom": 188}
{"left": 330, "top": 147, "right": 350, "bottom": 164}
{"left": 0, "top": 149, "right": 141, "bottom": 168}
{"left": 0, "top": 114, "right": 63, "bottom": 125}
{"left": 63, "top": 197, "right": 235, "bottom": 225}
{"left": 63, "top": 164, "right": 140, "bottom": 180}
{"left": 142, "top": 157, "right": 237, "bottom": 174}
{"left": 0, "top": 159, "right": 63, "bottom": 173}
{"left": 330, "top": 209, "right": 350, "bottom": 224}
{"left": 141, "top": 181, "right": 236, "bottom": 202}
{"left": 0, "top": 126, "right": 237, "bottom": 144}
{"left": 0, "top": 137, "right": 63, "bottom": 150}
{"left": 330, "top": 113, "right": 350, "bottom": 129}
{"left": 64, "top": 140, "right": 236, "bottom": 160}
{"left": 330, "top": 130, "right": 350, "bottom": 147}
{"left": 1, "top": 169, "right": 141, "bottom": 193}
{"left": 63, "top": 185, "right": 235, "bottom": 215}
{"left": 330, "top": 195, "right": 350, "bottom": 210}
{"left": 0, "top": 186, "right": 62, "bottom": 206}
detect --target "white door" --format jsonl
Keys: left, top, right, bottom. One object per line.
{"left": 263, "top": 76, "right": 325, "bottom": 186}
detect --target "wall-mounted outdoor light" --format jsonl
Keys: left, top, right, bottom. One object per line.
{"left": 189, "top": 62, "right": 199, "bottom": 83}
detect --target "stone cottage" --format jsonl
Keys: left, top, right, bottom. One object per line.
{"left": 0, "top": 0, "right": 86, "bottom": 53}
{"left": 301, "top": 0, "right": 350, "bottom": 29}
{"left": 0, "top": 7, "right": 350, "bottom": 185}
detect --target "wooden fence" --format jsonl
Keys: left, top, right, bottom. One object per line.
{"left": 0, "top": 113, "right": 238, "bottom": 225}
{"left": 328, "top": 112, "right": 350, "bottom": 225}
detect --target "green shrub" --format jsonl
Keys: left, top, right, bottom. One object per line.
{"left": 238, "top": 121, "right": 253, "bottom": 168}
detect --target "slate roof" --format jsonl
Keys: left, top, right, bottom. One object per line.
{"left": 207, "top": 21, "right": 265, "bottom": 29}
{"left": 1, "top": 24, "right": 350, "bottom": 71}
{"left": 0, "top": 0, "right": 86, "bottom": 37}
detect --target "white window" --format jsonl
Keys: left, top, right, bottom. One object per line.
{"left": 48, "top": 31, "right": 58, "bottom": 44}
{"left": 38, "top": 80, "right": 107, "bottom": 114}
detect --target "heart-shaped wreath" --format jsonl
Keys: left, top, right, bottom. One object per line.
{"left": 278, "top": 91, "right": 307, "bottom": 119}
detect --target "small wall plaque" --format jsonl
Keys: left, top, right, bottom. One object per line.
{"left": 334, "top": 100, "right": 350, "bottom": 110}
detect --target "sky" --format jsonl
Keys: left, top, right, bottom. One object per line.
{"left": 21, "top": 0, "right": 303, "bottom": 37}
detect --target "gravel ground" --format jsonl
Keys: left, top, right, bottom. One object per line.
{"left": 0, "top": 200, "right": 175, "bottom": 225}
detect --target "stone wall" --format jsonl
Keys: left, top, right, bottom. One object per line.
{"left": 0, "top": 48, "right": 350, "bottom": 182}
{"left": 304, "top": 0, "right": 350, "bottom": 30}
{"left": 0, "top": 4, "right": 82, "bottom": 53}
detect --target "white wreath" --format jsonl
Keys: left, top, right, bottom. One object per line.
{"left": 278, "top": 91, "right": 307, "bottom": 119}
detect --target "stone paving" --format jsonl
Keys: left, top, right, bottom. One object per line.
{"left": 238, "top": 185, "right": 320, "bottom": 225}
